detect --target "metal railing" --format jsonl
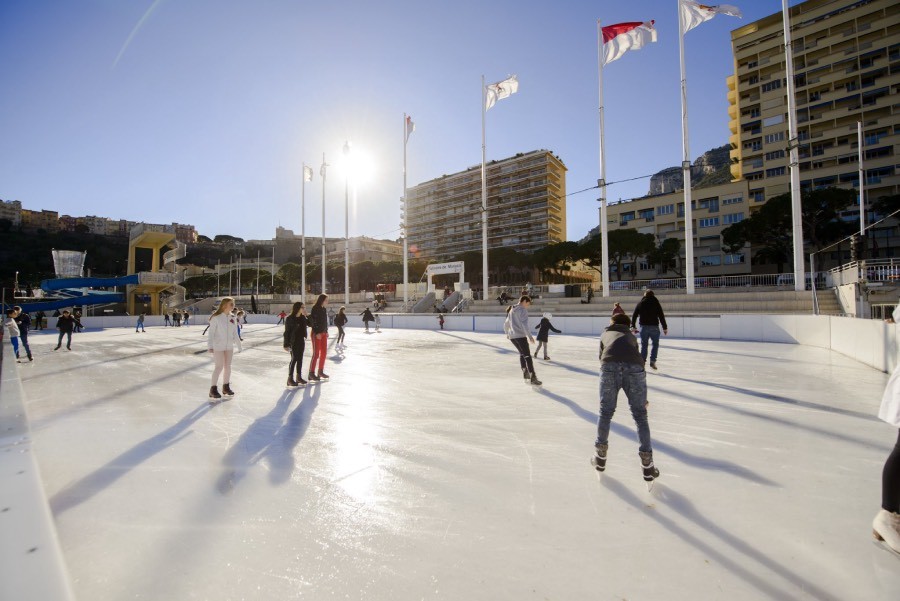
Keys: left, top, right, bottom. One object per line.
{"left": 129, "top": 223, "right": 175, "bottom": 241}
{"left": 163, "top": 241, "right": 186, "bottom": 265}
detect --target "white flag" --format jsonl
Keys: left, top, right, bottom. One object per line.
{"left": 320, "top": 162, "right": 328, "bottom": 177}
{"left": 303, "top": 165, "right": 313, "bottom": 182}
{"left": 602, "top": 21, "right": 657, "bottom": 66}
{"left": 485, "top": 75, "right": 518, "bottom": 111}
{"left": 405, "top": 115, "right": 415, "bottom": 142}
{"left": 680, "top": 1, "right": 742, "bottom": 35}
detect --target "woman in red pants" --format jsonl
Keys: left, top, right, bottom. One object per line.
{"left": 307, "top": 294, "right": 330, "bottom": 382}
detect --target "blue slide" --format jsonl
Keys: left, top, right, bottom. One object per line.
{"left": 2, "top": 275, "right": 140, "bottom": 313}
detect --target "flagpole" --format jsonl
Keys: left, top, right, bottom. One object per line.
{"left": 402, "top": 113, "right": 409, "bottom": 308}
{"left": 481, "top": 75, "right": 489, "bottom": 300}
{"left": 271, "top": 243, "right": 274, "bottom": 292}
{"left": 858, "top": 120, "right": 865, "bottom": 238}
{"left": 301, "top": 162, "right": 307, "bottom": 302}
{"left": 321, "top": 152, "right": 327, "bottom": 295}
{"left": 782, "top": 0, "right": 804, "bottom": 292}
{"left": 679, "top": 2, "right": 696, "bottom": 295}
{"left": 597, "top": 21, "right": 610, "bottom": 298}
{"left": 256, "top": 249, "right": 260, "bottom": 297}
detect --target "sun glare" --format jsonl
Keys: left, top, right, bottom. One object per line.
{"left": 336, "top": 142, "right": 376, "bottom": 185}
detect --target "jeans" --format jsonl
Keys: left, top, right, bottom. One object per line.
{"left": 10, "top": 336, "right": 19, "bottom": 357}
{"left": 136, "top": 321, "right": 145, "bottom": 332}
{"left": 510, "top": 337, "right": 535, "bottom": 375}
{"left": 640, "top": 325, "right": 661, "bottom": 363}
{"left": 19, "top": 330, "right": 32, "bottom": 359}
{"left": 57, "top": 331, "right": 72, "bottom": 349}
{"left": 595, "top": 361, "right": 652, "bottom": 453}
{"left": 884, "top": 429, "right": 900, "bottom": 513}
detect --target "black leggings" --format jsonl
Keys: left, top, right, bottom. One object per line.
{"left": 510, "top": 337, "right": 535, "bottom": 375}
{"left": 336, "top": 325, "right": 345, "bottom": 344}
{"left": 288, "top": 341, "right": 306, "bottom": 380}
{"left": 883, "top": 429, "right": 900, "bottom": 513}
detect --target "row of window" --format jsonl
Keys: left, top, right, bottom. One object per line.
{"left": 700, "top": 254, "right": 747, "bottom": 266}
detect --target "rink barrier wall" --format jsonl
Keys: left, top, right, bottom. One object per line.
{"left": 0, "top": 338, "right": 77, "bottom": 601}
{"left": 56, "top": 313, "right": 897, "bottom": 373}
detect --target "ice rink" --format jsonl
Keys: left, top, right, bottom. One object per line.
{"left": 15, "top": 321, "right": 900, "bottom": 600}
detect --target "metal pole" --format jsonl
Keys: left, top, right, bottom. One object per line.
{"left": 403, "top": 113, "right": 409, "bottom": 307}
{"left": 256, "top": 250, "right": 260, "bottom": 297}
{"left": 344, "top": 141, "right": 351, "bottom": 305}
{"left": 481, "top": 75, "right": 489, "bottom": 299}
{"left": 782, "top": 0, "right": 805, "bottom": 292}
{"left": 810, "top": 251, "right": 818, "bottom": 315}
{"left": 679, "top": 6, "right": 695, "bottom": 295}
{"left": 237, "top": 254, "right": 241, "bottom": 297}
{"left": 216, "top": 259, "right": 220, "bottom": 296}
{"left": 229, "top": 256, "right": 232, "bottom": 296}
{"left": 597, "top": 20, "right": 610, "bottom": 298}
{"left": 322, "top": 152, "right": 327, "bottom": 295}
{"left": 858, "top": 121, "right": 865, "bottom": 237}
{"left": 271, "top": 243, "right": 275, "bottom": 292}
{"left": 302, "top": 162, "right": 307, "bottom": 301}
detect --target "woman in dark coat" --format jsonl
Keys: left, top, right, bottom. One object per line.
{"left": 360, "top": 307, "right": 374, "bottom": 332}
{"left": 533, "top": 312, "right": 562, "bottom": 361}
{"left": 334, "top": 307, "right": 348, "bottom": 347}
{"left": 283, "top": 302, "right": 308, "bottom": 387}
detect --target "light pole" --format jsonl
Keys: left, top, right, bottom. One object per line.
{"left": 343, "top": 141, "right": 352, "bottom": 305}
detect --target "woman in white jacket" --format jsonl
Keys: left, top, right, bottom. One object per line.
{"left": 874, "top": 305, "right": 900, "bottom": 553}
{"left": 207, "top": 297, "right": 242, "bottom": 400}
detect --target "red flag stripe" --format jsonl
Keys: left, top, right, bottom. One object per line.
{"left": 602, "top": 21, "right": 654, "bottom": 44}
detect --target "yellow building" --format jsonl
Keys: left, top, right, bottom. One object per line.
{"left": 21, "top": 209, "right": 59, "bottom": 232}
{"left": 406, "top": 149, "right": 567, "bottom": 261}
{"left": 127, "top": 223, "right": 184, "bottom": 315}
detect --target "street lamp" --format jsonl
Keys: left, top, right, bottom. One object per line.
{"left": 343, "top": 141, "right": 351, "bottom": 305}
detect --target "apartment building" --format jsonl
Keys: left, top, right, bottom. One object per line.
{"left": 76, "top": 215, "right": 109, "bottom": 235}
{"left": 729, "top": 0, "right": 898, "bottom": 226}
{"left": 20, "top": 209, "right": 59, "bottom": 232}
{"left": 0, "top": 199, "right": 22, "bottom": 227}
{"left": 324, "top": 236, "right": 402, "bottom": 263}
{"left": 405, "top": 149, "right": 567, "bottom": 261}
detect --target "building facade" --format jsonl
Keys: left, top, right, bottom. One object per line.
{"left": 0, "top": 199, "right": 22, "bottom": 227}
{"left": 324, "top": 236, "right": 403, "bottom": 263}
{"left": 405, "top": 149, "right": 567, "bottom": 261}
{"left": 20, "top": 209, "right": 59, "bottom": 232}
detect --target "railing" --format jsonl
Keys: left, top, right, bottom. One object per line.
{"left": 137, "top": 272, "right": 176, "bottom": 285}
{"left": 601, "top": 272, "right": 830, "bottom": 292}
{"left": 129, "top": 223, "right": 175, "bottom": 241}
{"left": 163, "top": 241, "right": 186, "bottom": 265}
{"left": 829, "top": 259, "right": 900, "bottom": 286}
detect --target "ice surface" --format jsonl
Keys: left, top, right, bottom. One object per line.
{"left": 16, "top": 323, "right": 900, "bottom": 600}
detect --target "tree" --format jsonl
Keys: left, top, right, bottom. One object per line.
{"left": 872, "top": 194, "right": 900, "bottom": 218}
{"left": 646, "top": 238, "right": 683, "bottom": 276}
{"left": 533, "top": 241, "right": 581, "bottom": 281}
{"left": 214, "top": 234, "right": 244, "bottom": 243}
{"left": 274, "top": 262, "right": 302, "bottom": 294}
{"left": 721, "top": 187, "right": 856, "bottom": 271}
{"left": 0, "top": 218, "right": 12, "bottom": 233}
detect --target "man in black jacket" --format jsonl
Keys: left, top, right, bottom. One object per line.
{"left": 631, "top": 290, "right": 668, "bottom": 370}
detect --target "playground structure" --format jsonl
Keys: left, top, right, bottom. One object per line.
{"left": 3, "top": 224, "right": 184, "bottom": 315}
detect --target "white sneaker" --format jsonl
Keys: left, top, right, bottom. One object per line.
{"left": 873, "top": 509, "right": 900, "bottom": 554}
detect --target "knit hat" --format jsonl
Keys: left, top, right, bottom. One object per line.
{"left": 543, "top": 312, "right": 551, "bottom": 318}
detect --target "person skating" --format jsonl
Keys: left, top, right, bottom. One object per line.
{"left": 307, "top": 294, "right": 330, "bottom": 381}
{"left": 164, "top": 312, "right": 171, "bottom": 326}
{"left": 73, "top": 311, "right": 83, "bottom": 333}
{"left": 135, "top": 313, "right": 146, "bottom": 333}
{"left": 631, "top": 290, "right": 668, "bottom": 370}
{"left": 35, "top": 310, "right": 45, "bottom": 330}
{"left": 533, "top": 313, "right": 561, "bottom": 360}
{"left": 374, "top": 313, "right": 381, "bottom": 332}
{"left": 874, "top": 303, "right": 900, "bottom": 554}
{"left": 328, "top": 307, "right": 336, "bottom": 327}
{"left": 207, "top": 297, "right": 241, "bottom": 400}
{"left": 504, "top": 295, "right": 540, "bottom": 386}
{"left": 236, "top": 310, "right": 245, "bottom": 340}
{"left": 54, "top": 310, "right": 75, "bottom": 350}
{"left": 592, "top": 313, "right": 659, "bottom": 489}
{"left": 612, "top": 302, "right": 625, "bottom": 316}
{"left": 334, "top": 306, "right": 348, "bottom": 347}
{"left": 173, "top": 310, "right": 182, "bottom": 327}
{"left": 282, "top": 302, "right": 308, "bottom": 388}
{"left": 360, "top": 308, "right": 374, "bottom": 332}
{"left": 438, "top": 313, "right": 445, "bottom": 330}
{"left": 277, "top": 310, "right": 287, "bottom": 325}
{"left": 12, "top": 307, "right": 33, "bottom": 362}
{"left": 5, "top": 309, "right": 22, "bottom": 361}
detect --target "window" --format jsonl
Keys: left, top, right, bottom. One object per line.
{"left": 751, "top": 189, "right": 765, "bottom": 202}
{"left": 765, "top": 150, "right": 785, "bottom": 161}
{"left": 698, "top": 198, "right": 719, "bottom": 212}
{"left": 723, "top": 212, "right": 744, "bottom": 224}
{"left": 638, "top": 260, "right": 650, "bottom": 271}
{"left": 700, "top": 255, "right": 722, "bottom": 266}
{"left": 699, "top": 217, "right": 719, "bottom": 228}
{"left": 722, "top": 196, "right": 743, "bottom": 205}
{"left": 764, "top": 132, "right": 785, "bottom": 144}
{"left": 761, "top": 80, "right": 782, "bottom": 93}
{"left": 766, "top": 167, "right": 786, "bottom": 177}
{"left": 621, "top": 212, "right": 635, "bottom": 222}
{"left": 724, "top": 253, "right": 746, "bottom": 265}
{"left": 657, "top": 204, "right": 674, "bottom": 216}
{"left": 746, "top": 171, "right": 764, "bottom": 181}
{"left": 763, "top": 115, "right": 784, "bottom": 127}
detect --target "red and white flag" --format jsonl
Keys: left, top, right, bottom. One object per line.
{"left": 485, "top": 75, "right": 518, "bottom": 111}
{"left": 680, "top": 1, "right": 742, "bottom": 34}
{"left": 601, "top": 21, "right": 657, "bottom": 65}
{"left": 405, "top": 115, "right": 415, "bottom": 142}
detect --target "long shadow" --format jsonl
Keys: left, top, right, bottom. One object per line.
{"left": 535, "top": 388, "right": 778, "bottom": 486}
{"left": 654, "top": 383, "right": 883, "bottom": 450}
{"left": 49, "top": 403, "right": 211, "bottom": 515}
{"left": 436, "top": 330, "right": 515, "bottom": 355}
{"left": 664, "top": 344, "right": 787, "bottom": 361}
{"left": 216, "top": 390, "right": 297, "bottom": 495}
{"left": 542, "top": 360, "right": 597, "bottom": 377}
{"left": 656, "top": 372, "right": 879, "bottom": 422}
{"left": 599, "top": 476, "right": 842, "bottom": 601}
{"left": 266, "top": 384, "right": 322, "bottom": 485}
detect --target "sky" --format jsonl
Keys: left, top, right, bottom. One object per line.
{"left": 0, "top": 0, "right": 795, "bottom": 243}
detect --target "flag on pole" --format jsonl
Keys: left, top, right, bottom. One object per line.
{"left": 303, "top": 165, "right": 313, "bottom": 182}
{"left": 485, "top": 75, "right": 518, "bottom": 111}
{"left": 601, "top": 21, "right": 657, "bottom": 65}
{"left": 320, "top": 162, "right": 327, "bottom": 177}
{"left": 680, "top": 1, "right": 742, "bottom": 34}
{"left": 405, "top": 115, "right": 415, "bottom": 141}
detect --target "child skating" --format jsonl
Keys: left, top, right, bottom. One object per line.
{"left": 533, "top": 312, "right": 561, "bottom": 360}
{"left": 207, "top": 297, "right": 241, "bottom": 401}
{"left": 592, "top": 313, "right": 660, "bottom": 489}
{"left": 438, "top": 314, "right": 445, "bottom": 330}
{"left": 135, "top": 313, "right": 146, "bottom": 333}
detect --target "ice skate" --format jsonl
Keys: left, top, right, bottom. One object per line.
{"left": 308, "top": 372, "right": 321, "bottom": 382}
{"left": 649, "top": 361, "right": 657, "bottom": 370}
{"left": 530, "top": 374, "right": 542, "bottom": 386}
{"left": 222, "top": 383, "right": 235, "bottom": 397}
{"left": 591, "top": 443, "right": 608, "bottom": 472}
{"left": 286, "top": 377, "right": 298, "bottom": 388}
{"left": 543, "top": 356, "right": 550, "bottom": 361}
{"left": 209, "top": 386, "right": 222, "bottom": 401}
{"left": 522, "top": 368, "right": 530, "bottom": 381}
{"left": 296, "top": 376, "right": 308, "bottom": 386}
{"left": 639, "top": 451, "right": 660, "bottom": 490}
{"left": 872, "top": 509, "right": 900, "bottom": 555}
{"left": 318, "top": 372, "right": 330, "bottom": 380}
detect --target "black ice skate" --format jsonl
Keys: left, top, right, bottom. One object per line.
{"left": 287, "top": 377, "right": 299, "bottom": 388}
{"left": 318, "top": 372, "right": 329, "bottom": 380}
{"left": 308, "top": 372, "right": 321, "bottom": 382}
{"left": 639, "top": 451, "right": 660, "bottom": 490}
{"left": 209, "top": 386, "right": 222, "bottom": 401}
{"left": 530, "top": 374, "right": 542, "bottom": 386}
{"left": 296, "top": 376, "right": 308, "bottom": 386}
{"left": 523, "top": 368, "right": 530, "bottom": 381}
{"left": 222, "top": 383, "right": 235, "bottom": 397}
{"left": 591, "top": 443, "right": 608, "bottom": 472}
